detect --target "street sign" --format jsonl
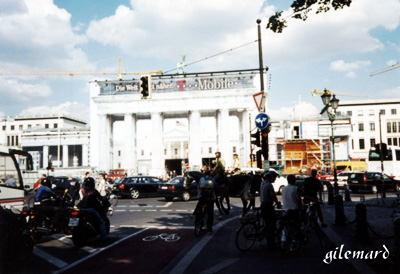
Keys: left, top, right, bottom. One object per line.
{"left": 253, "top": 92, "right": 264, "bottom": 112}
{"left": 255, "top": 112, "right": 269, "bottom": 130}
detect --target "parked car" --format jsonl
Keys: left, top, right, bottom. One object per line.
{"left": 114, "top": 176, "right": 164, "bottom": 199}
{"left": 158, "top": 172, "right": 201, "bottom": 201}
{"left": 347, "top": 172, "right": 400, "bottom": 193}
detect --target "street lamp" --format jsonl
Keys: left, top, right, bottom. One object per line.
{"left": 320, "top": 89, "right": 340, "bottom": 194}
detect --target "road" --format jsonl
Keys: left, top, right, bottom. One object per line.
{"left": 17, "top": 196, "right": 245, "bottom": 274}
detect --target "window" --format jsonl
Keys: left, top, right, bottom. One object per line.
{"left": 209, "top": 147, "right": 212, "bottom": 153}
{"left": 393, "top": 122, "right": 398, "bottom": 133}
{"left": 141, "top": 150, "right": 144, "bottom": 156}
{"left": 11, "top": 125, "right": 14, "bottom": 130}
{"left": 233, "top": 147, "right": 236, "bottom": 153}
{"left": 118, "top": 150, "right": 121, "bottom": 157}
{"left": 394, "top": 138, "right": 398, "bottom": 146}
{"left": 54, "top": 123, "right": 58, "bottom": 128}
{"left": 336, "top": 111, "right": 341, "bottom": 117}
{"left": 2, "top": 126, "right": 5, "bottom": 130}
{"left": 370, "top": 138, "right": 376, "bottom": 147}
{"left": 11, "top": 136, "right": 14, "bottom": 146}
{"left": 388, "top": 138, "right": 392, "bottom": 145}
{"left": 359, "top": 139, "right": 365, "bottom": 150}
{"left": 369, "top": 109, "right": 374, "bottom": 116}
{"left": 19, "top": 125, "right": 23, "bottom": 130}
{"left": 391, "top": 109, "right": 397, "bottom": 115}
{"left": 28, "top": 124, "right": 31, "bottom": 129}
{"left": 370, "top": 122, "right": 375, "bottom": 131}
{"left": 380, "top": 109, "right": 385, "bottom": 115}
{"left": 357, "top": 110, "right": 363, "bottom": 116}
{"left": 387, "top": 122, "right": 392, "bottom": 133}
{"left": 7, "top": 136, "right": 10, "bottom": 146}
{"left": 15, "top": 136, "right": 18, "bottom": 146}
{"left": 358, "top": 123, "right": 364, "bottom": 132}
{"left": 174, "top": 148, "right": 178, "bottom": 155}
{"left": 347, "top": 111, "right": 352, "bottom": 116}
{"left": 45, "top": 124, "right": 49, "bottom": 129}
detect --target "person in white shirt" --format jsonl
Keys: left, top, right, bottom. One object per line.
{"left": 96, "top": 174, "right": 107, "bottom": 196}
{"left": 282, "top": 174, "right": 303, "bottom": 237}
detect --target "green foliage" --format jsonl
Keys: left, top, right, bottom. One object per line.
{"left": 267, "top": 0, "right": 353, "bottom": 33}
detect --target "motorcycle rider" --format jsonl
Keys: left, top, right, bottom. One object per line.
{"left": 77, "top": 177, "right": 111, "bottom": 243}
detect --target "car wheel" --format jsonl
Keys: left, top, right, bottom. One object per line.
{"left": 164, "top": 196, "right": 173, "bottom": 201}
{"left": 130, "top": 189, "right": 140, "bottom": 199}
{"left": 181, "top": 191, "right": 190, "bottom": 201}
{"left": 278, "top": 186, "right": 284, "bottom": 195}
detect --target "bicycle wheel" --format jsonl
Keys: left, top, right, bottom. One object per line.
{"left": 235, "top": 222, "right": 257, "bottom": 252}
{"left": 277, "top": 223, "right": 301, "bottom": 256}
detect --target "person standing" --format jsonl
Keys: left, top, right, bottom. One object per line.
{"left": 260, "top": 168, "right": 281, "bottom": 250}
{"left": 96, "top": 174, "right": 107, "bottom": 197}
{"left": 282, "top": 174, "right": 303, "bottom": 235}
{"left": 303, "top": 169, "right": 327, "bottom": 228}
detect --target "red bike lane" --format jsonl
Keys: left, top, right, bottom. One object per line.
{"left": 61, "top": 228, "right": 195, "bottom": 274}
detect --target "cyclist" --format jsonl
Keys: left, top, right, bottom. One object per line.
{"left": 260, "top": 168, "right": 281, "bottom": 251}
{"left": 191, "top": 170, "right": 216, "bottom": 235}
{"left": 282, "top": 174, "right": 303, "bottom": 237}
{"left": 303, "top": 169, "right": 327, "bottom": 228}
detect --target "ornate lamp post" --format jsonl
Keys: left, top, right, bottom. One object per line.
{"left": 320, "top": 89, "right": 340, "bottom": 194}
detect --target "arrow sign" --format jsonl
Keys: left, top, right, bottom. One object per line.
{"left": 255, "top": 112, "right": 269, "bottom": 130}
{"left": 253, "top": 92, "right": 264, "bottom": 112}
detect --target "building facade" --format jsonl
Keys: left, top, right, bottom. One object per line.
{"left": 90, "top": 70, "right": 262, "bottom": 176}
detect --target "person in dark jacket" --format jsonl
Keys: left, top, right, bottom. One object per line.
{"left": 77, "top": 177, "right": 110, "bottom": 241}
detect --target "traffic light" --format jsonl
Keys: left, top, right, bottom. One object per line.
{"left": 256, "top": 150, "right": 262, "bottom": 169}
{"left": 139, "top": 74, "right": 152, "bottom": 99}
{"left": 251, "top": 130, "right": 261, "bottom": 148}
{"left": 261, "top": 127, "right": 269, "bottom": 160}
{"left": 375, "top": 143, "right": 388, "bottom": 158}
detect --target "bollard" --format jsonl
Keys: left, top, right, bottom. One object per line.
{"left": 355, "top": 203, "right": 369, "bottom": 243}
{"left": 327, "top": 185, "right": 334, "bottom": 205}
{"left": 344, "top": 185, "right": 352, "bottom": 202}
{"left": 335, "top": 194, "right": 346, "bottom": 226}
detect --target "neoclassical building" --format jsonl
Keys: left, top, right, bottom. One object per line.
{"left": 90, "top": 70, "right": 262, "bottom": 176}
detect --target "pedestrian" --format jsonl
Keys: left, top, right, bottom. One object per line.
{"left": 303, "top": 169, "right": 327, "bottom": 228}
{"left": 96, "top": 174, "right": 107, "bottom": 197}
{"left": 65, "top": 174, "right": 79, "bottom": 204}
{"left": 232, "top": 153, "right": 241, "bottom": 175}
{"left": 212, "top": 151, "right": 226, "bottom": 182}
{"left": 282, "top": 174, "right": 303, "bottom": 236}
{"left": 260, "top": 168, "right": 281, "bottom": 251}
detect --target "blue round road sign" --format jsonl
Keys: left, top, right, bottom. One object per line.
{"left": 255, "top": 113, "right": 269, "bottom": 130}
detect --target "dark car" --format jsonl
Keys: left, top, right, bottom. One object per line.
{"left": 281, "top": 173, "right": 330, "bottom": 192}
{"left": 347, "top": 172, "right": 400, "bottom": 193}
{"left": 114, "top": 176, "right": 164, "bottom": 199}
{"left": 51, "top": 176, "right": 82, "bottom": 197}
{"left": 158, "top": 172, "right": 202, "bottom": 201}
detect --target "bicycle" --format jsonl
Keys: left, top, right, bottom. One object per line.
{"left": 276, "top": 209, "right": 304, "bottom": 256}
{"left": 302, "top": 201, "right": 325, "bottom": 248}
{"left": 235, "top": 207, "right": 267, "bottom": 251}
{"left": 194, "top": 202, "right": 209, "bottom": 236}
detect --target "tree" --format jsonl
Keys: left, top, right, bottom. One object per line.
{"left": 267, "top": 0, "right": 353, "bottom": 33}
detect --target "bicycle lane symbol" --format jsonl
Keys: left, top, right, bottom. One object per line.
{"left": 142, "top": 233, "right": 180, "bottom": 242}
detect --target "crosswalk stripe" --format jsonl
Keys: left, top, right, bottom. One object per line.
{"left": 33, "top": 247, "right": 68, "bottom": 269}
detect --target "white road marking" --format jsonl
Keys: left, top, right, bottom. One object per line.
{"left": 145, "top": 209, "right": 157, "bottom": 212}
{"left": 33, "top": 247, "right": 68, "bottom": 269}
{"left": 160, "top": 209, "right": 173, "bottom": 212}
{"left": 157, "top": 202, "right": 173, "bottom": 208}
{"left": 129, "top": 210, "right": 142, "bottom": 212}
{"left": 176, "top": 209, "right": 189, "bottom": 212}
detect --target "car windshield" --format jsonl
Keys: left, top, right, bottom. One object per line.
{"left": 167, "top": 177, "right": 181, "bottom": 185}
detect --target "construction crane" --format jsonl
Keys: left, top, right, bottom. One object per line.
{"left": 311, "top": 89, "right": 367, "bottom": 98}
{"left": 0, "top": 57, "right": 163, "bottom": 80}
{"left": 370, "top": 63, "right": 400, "bottom": 77}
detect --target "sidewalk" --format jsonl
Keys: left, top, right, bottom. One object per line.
{"left": 321, "top": 193, "right": 399, "bottom": 274}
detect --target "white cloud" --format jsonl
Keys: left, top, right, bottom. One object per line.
{"left": 19, "top": 101, "right": 89, "bottom": 123}
{"left": 268, "top": 101, "right": 319, "bottom": 121}
{"left": 329, "top": 60, "right": 371, "bottom": 78}
{"left": 0, "top": 78, "right": 51, "bottom": 100}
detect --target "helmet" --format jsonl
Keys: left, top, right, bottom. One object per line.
{"left": 41, "top": 178, "right": 52, "bottom": 188}
{"left": 83, "top": 177, "right": 96, "bottom": 189}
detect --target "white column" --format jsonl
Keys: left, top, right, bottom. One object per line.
{"left": 189, "top": 110, "right": 202, "bottom": 170}
{"left": 98, "top": 114, "right": 110, "bottom": 172}
{"left": 43, "top": 145, "right": 49, "bottom": 169}
{"left": 82, "top": 144, "right": 89, "bottom": 167}
{"left": 123, "top": 113, "right": 137, "bottom": 173}
{"left": 239, "top": 109, "right": 250, "bottom": 168}
{"left": 151, "top": 112, "right": 164, "bottom": 175}
{"left": 216, "top": 109, "right": 231, "bottom": 167}
{"left": 180, "top": 141, "right": 185, "bottom": 159}
{"left": 62, "top": 145, "right": 69, "bottom": 168}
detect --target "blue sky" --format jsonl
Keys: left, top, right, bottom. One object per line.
{"left": 0, "top": 0, "right": 399, "bottom": 124}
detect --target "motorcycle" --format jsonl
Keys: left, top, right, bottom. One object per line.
{"left": 69, "top": 206, "right": 111, "bottom": 247}
{"left": 23, "top": 197, "right": 74, "bottom": 242}
{"left": 0, "top": 206, "right": 33, "bottom": 273}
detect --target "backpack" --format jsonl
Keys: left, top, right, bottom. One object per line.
{"left": 200, "top": 179, "right": 214, "bottom": 197}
